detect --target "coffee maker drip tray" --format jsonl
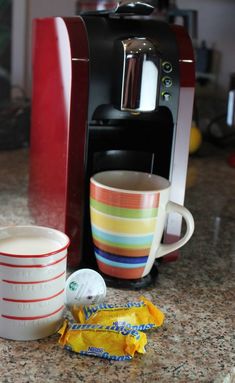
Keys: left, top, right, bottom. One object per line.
{"left": 100, "top": 264, "right": 158, "bottom": 290}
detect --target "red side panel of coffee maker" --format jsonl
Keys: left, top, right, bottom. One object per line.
{"left": 29, "top": 17, "right": 89, "bottom": 267}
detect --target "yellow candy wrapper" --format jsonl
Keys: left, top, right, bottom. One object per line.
{"left": 71, "top": 296, "right": 164, "bottom": 331}
{"left": 58, "top": 320, "right": 147, "bottom": 361}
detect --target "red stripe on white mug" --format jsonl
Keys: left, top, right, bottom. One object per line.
{"left": 0, "top": 243, "right": 70, "bottom": 258}
{"left": 2, "top": 288, "right": 64, "bottom": 303}
{"left": 2, "top": 271, "right": 66, "bottom": 285}
{"left": 1, "top": 305, "right": 65, "bottom": 320}
{"left": 0, "top": 254, "right": 67, "bottom": 268}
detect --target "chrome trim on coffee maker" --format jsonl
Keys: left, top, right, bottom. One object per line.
{"left": 120, "top": 38, "right": 159, "bottom": 112}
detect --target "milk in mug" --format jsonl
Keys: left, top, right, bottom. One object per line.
{"left": 0, "top": 236, "right": 62, "bottom": 255}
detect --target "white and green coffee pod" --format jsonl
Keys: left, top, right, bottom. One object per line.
{"left": 65, "top": 268, "right": 107, "bottom": 307}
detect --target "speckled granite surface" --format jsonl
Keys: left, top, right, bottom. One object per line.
{"left": 0, "top": 147, "right": 234, "bottom": 383}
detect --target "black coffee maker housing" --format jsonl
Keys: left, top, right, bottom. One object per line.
{"left": 29, "top": 2, "right": 195, "bottom": 273}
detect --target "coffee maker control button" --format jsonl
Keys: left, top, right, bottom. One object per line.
{"left": 162, "top": 61, "right": 172, "bottom": 73}
{"left": 162, "top": 92, "right": 171, "bottom": 102}
{"left": 162, "top": 76, "right": 173, "bottom": 87}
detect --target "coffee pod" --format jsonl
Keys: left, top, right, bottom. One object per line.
{"left": 65, "top": 268, "right": 107, "bottom": 307}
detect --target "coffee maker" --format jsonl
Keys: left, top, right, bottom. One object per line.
{"left": 29, "top": 1, "right": 195, "bottom": 283}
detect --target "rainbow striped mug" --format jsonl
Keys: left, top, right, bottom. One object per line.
{"left": 90, "top": 170, "right": 194, "bottom": 280}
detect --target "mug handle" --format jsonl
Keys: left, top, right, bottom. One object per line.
{"left": 155, "top": 201, "right": 195, "bottom": 259}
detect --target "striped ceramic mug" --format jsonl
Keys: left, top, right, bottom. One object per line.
{"left": 90, "top": 170, "right": 194, "bottom": 279}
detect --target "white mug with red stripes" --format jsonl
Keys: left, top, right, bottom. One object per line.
{"left": 90, "top": 170, "right": 195, "bottom": 280}
{"left": 0, "top": 225, "right": 70, "bottom": 340}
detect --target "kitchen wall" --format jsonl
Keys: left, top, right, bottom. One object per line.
{"left": 11, "top": 0, "right": 234, "bottom": 97}
{"left": 177, "top": 0, "right": 235, "bottom": 95}
{"left": 11, "top": 0, "right": 77, "bottom": 97}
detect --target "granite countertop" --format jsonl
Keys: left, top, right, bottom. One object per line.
{"left": 0, "top": 146, "right": 234, "bottom": 383}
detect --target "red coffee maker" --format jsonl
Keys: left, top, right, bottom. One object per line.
{"left": 29, "top": 1, "right": 195, "bottom": 287}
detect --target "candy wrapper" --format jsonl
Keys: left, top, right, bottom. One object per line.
{"left": 71, "top": 296, "right": 164, "bottom": 331}
{"left": 58, "top": 320, "right": 147, "bottom": 361}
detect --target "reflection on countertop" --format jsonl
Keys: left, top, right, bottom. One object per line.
{"left": 0, "top": 145, "right": 234, "bottom": 383}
